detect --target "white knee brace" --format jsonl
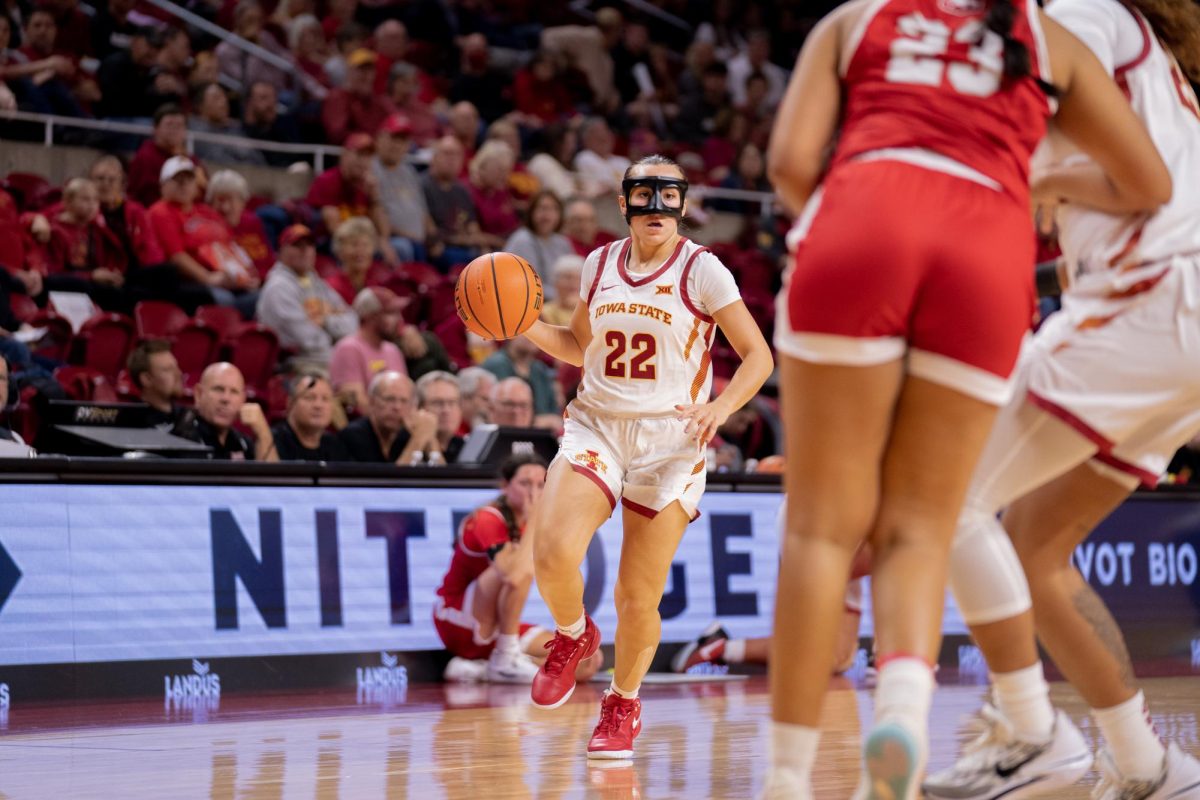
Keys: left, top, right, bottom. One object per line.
{"left": 948, "top": 507, "right": 1032, "bottom": 626}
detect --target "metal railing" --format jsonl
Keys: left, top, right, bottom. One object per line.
{"left": 0, "top": 109, "right": 779, "bottom": 215}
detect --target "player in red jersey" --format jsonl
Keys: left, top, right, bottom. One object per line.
{"left": 763, "top": 0, "right": 1171, "bottom": 798}
{"left": 433, "top": 454, "right": 603, "bottom": 684}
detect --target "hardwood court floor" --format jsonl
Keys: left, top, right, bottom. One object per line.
{"left": 0, "top": 675, "right": 1197, "bottom": 799}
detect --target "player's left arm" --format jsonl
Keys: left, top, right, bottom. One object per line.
{"left": 676, "top": 299, "right": 774, "bottom": 446}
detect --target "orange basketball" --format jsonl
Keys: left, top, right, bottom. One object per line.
{"left": 455, "top": 252, "right": 544, "bottom": 340}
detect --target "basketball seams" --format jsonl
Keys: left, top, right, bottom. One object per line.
{"left": 489, "top": 252, "right": 509, "bottom": 338}
{"left": 512, "top": 254, "right": 532, "bottom": 338}
{"left": 460, "top": 261, "right": 498, "bottom": 340}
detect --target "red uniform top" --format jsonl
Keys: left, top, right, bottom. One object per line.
{"left": 833, "top": 0, "right": 1053, "bottom": 201}
{"left": 436, "top": 504, "right": 519, "bottom": 599}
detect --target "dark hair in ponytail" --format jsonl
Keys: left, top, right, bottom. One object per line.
{"left": 984, "top": 0, "right": 1033, "bottom": 80}
{"left": 494, "top": 453, "right": 548, "bottom": 541}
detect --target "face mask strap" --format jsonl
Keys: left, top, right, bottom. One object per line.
{"left": 622, "top": 177, "right": 688, "bottom": 223}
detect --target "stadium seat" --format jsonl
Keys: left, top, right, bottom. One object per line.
{"left": 2, "top": 172, "right": 58, "bottom": 211}
{"left": 71, "top": 313, "right": 136, "bottom": 380}
{"left": 226, "top": 323, "right": 280, "bottom": 396}
{"left": 54, "top": 366, "right": 119, "bottom": 403}
{"left": 8, "top": 292, "right": 38, "bottom": 324}
{"left": 171, "top": 321, "right": 221, "bottom": 388}
{"left": 432, "top": 315, "right": 470, "bottom": 370}
{"left": 26, "top": 309, "right": 74, "bottom": 362}
{"left": 194, "top": 305, "right": 243, "bottom": 340}
{"left": 134, "top": 300, "right": 190, "bottom": 339}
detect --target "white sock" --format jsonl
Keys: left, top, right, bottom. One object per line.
{"left": 991, "top": 662, "right": 1055, "bottom": 743}
{"left": 558, "top": 614, "right": 586, "bottom": 640}
{"left": 724, "top": 638, "right": 746, "bottom": 663}
{"left": 875, "top": 657, "right": 934, "bottom": 732}
{"left": 1092, "top": 692, "right": 1165, "bottom": 782}
{"left": 494, "top": 633, "right": 519, "bottom": 655}
{"left": 768, "top": 720, "right": 820, "bottom": 784}
{"left": 610, "top": 681, "right": 638, "bottom": 700}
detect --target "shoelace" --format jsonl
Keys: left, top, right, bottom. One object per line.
{"left": 543, "top": 630, "right": 585, "bottom": 676}
{"left": 595, "top": 697, "right": 632, "bottom": 736}
{"left": 947, "top": 704, "right": 1020, "bottom": 775}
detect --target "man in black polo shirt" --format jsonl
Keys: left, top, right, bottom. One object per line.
{"left": 270, "top": 371, "right": 347, "bottom": 462}
{"left": 183, "top": 363, "right": 277, "bottom": 461}
{"left": 337, "top": 370, "right": 436, "bottom": 464}
{"left": 127, "top": 339, "right": 191, "bottom": 432}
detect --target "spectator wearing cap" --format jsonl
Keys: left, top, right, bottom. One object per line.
{"left": 180, "top": 362, "right": 277, "bottom": 460}
{"left": 128, "top": 104, "right": 192, "bottom": 206}
{"left": 96, "top": 25, "right": 176, "bottom": 119}
{"left": 481, "top": 337, "right": 562, "bottom": 430}
{"left": 373, "top": 113, "right": 433, "bottom": 264}
{"left": 387, "top": 61, "right": 440, "bottom": 146}
{"left": 270, "top": 371, "right": 348, "bottom": 461}
{"left": 305, "top": 133, "right": 396, "bottom": 265}
{"left": 257, "top": 224, "right": 358, "bottom": 368}
{"left": 539, "top": 254, "right": 583, "bottom": 326}
{"left": 329, "top": 286, "right": 407, "bottom": 412}
{"left": 422, "top": 136, "right": 490, "bottom": 272}
{"left": 503, "top": 191, "right": 574, "bottom": 297}
{"left": 147, "top": 156, "right": 261, "bottom": 313}
{"left": 321, "top": 47, "right": 396, "bottom": 145}
{"left": 325, "top": 216, "right": 389, "bottom": 304}
{"left": 336, "top": 370, "right": 434, "bottom": 465}
{"left": 207, "top": 170, "right": 275, "bottom": 281}
{"left": 189, "top": 83, "right": 267, "bottom": 166}
{"left": 127, "top": 338, "right": 186, "bottom": 430}
{"left": 416, "top": 370, "right": 464, "bottom": 463}
{"left": 241, "top": 82, "right": 303, "bottom": 166}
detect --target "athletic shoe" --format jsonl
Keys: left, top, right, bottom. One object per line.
{"left": 486, "top": 646, "right": 540, "bottom": 684}
{"left": 587, "top": 691, "right": 642, "bottom": 759}
{"left": 671, "top": 621, "right": 730, "bottom": 673}
{"left": 1092, "top": 743, "right": 1200, "bottom": 800}
{"left": 443, "top": 656, "right": 487, "bottom": 683}
{"left": 852, "top": 718, "right": 926, "bottom": 800}
{"left": 531, "top": 616, "right": 600, "bottom": 709}
{"left": 923, "top": 706, "right": 1092, "bottom": 800}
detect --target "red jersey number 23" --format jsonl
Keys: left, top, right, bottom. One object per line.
{"left": 886, "top": 14, "right": 1004, "bottom": 97}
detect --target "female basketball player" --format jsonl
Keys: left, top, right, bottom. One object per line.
{"left": 763, "top": 0, "right": 1172, "bottom": 797}
{"left": 925, "top": 2, "right": 1200, "bottom": 798}
{"left": 433, "top": 454, "right": 603, "bottom": 684}
{"left": 520, "top": 155, "right": 773, "bottom": 758}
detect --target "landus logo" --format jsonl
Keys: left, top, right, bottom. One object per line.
{"left": 164, "top": 659, "right": 222, "bottom": 710}
{"left": 357, "top": 651, "right": 408, "bottom": 707}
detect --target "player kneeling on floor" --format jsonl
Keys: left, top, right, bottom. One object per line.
{"left": 434, "top": 454, "right": 605, "bottom": 684}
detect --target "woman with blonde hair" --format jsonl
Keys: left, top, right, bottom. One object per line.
{"left": 326, "top": 216, "right": 388, "bottom": 304}
{"left": 467, "top": 140, "right": 521, "bottom": 240}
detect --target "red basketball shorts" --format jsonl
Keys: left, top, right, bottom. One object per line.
{"left": 775, "top": 156, "right": 1036, "bottom": 405}
{"left": 433, "top": 582, "right": 543, "bottom": 660}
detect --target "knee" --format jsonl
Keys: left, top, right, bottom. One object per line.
{"left": 613, "top": 582, "right": 661, "bottom": 622}
{"left": 534, "top": 535, "right": 578, "bottom": 577}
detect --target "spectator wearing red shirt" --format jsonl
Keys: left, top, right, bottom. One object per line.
{"left": 305, "top": 133, "right": 399, "bottom": 264}
{"left": 324, "top": 216, "right": 388, "bottom": 305}
{"left": 206, "top": 169, "right": 275, "bottom": 280}
{"left": 147, "top": 157, "right": 259, "bottom": 313}
{"left": 561, "top": 198, "right": 617, "bottom": 257}
{"left": 433, "top": 454, "right": 603, "bottom": 683}
{"left": 513, "top": 52, "right": 576, "bottom": 127}
{"left": 467, "top": 141, "right": 521, "bottom": 241}
{"left": 386, "top": 61, "right": 440, "bottom": 146}
{"left": 128, "top": 105, "right": 192, "bottom": 206}
{"left": 33, "top": 178, "right": 129, "bottom": 310}
{"left": 0, "top": 187, "right": 31, "bottom": 289}
{"left": 321, "top": 48, "right": 395, "bottom": 145}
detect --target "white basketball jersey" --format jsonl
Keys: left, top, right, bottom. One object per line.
{"left": 1038, "top": 0, "right": 1200, "bottom": 287}
{"left": 570, "top": 237, "right": 741, "bottom": 418}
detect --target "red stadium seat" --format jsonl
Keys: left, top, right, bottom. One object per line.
{"left": 26, "top": 309, "right": 74, "bottom": 362}
{"left": 194, "top": 305, "right": 243, "bottom": 340}
{"left": 172, "top": 321, "right": 221, "bottom": 388}
{"left": 134, "top": 300, "right": 189, "bottom": 339}
{"left": 8, "top": 292, "right": 38, "bottom": 324}
{"left": 2, "top": 172, "right": 58, "bottom": 211}
{"left": 71, "top": 313, "right": 136, "bottom": 380}
{"left": 226, "top": 323, "right": 280, "bottom": 396}
{"left": 54, "top": 366, "right": 119, "bottom": 402}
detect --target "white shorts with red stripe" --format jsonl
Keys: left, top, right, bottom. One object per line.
{"left": 1022, "top": 258, "right": 1200, "bottom": 486}
{"left": 556, "top": 404, "right": 707, "bottom": 520}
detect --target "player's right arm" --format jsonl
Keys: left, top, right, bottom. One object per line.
{"left": 1042, "top": 13, "right": 1172, "bottom": 213}
{"left": 523, "top": 282, "right": 593, "bottom": 367}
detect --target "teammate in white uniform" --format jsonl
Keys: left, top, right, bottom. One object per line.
{"left": 926, "top": 2, "right": 1200, "bottom": 798}
{"left": 520, "top": 155, "right": 773, "bottom": 759}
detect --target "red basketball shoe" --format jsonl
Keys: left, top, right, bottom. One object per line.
{"left": 587, "top": 691, "right": 642, "bottom": 759}
{"left": 530, "top": 616, "right": 600, "bottom": 709}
